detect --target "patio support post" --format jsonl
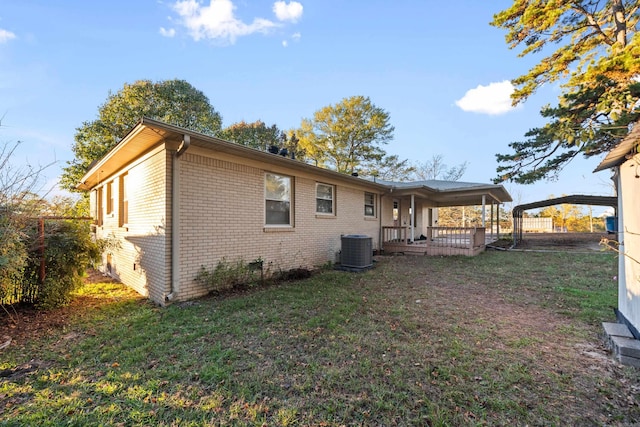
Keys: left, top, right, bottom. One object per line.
{"left": 497, "top": 203, "right": 500, "bottom": 239}
{"left": 410, "top": 194, "right": 415, "bottom": 242}
{"left": 481, "top": 195, "right": 486, "bottom": 228}
{"left": 490, "top": 202, "right": 494, "bottom": 241}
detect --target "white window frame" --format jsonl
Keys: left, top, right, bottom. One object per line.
{"left": 315, "top": 183, "right": 335, "bottom": 215}
{"left": 265, "top": 173, "right": 292, "bottom": 226}
{"left": 364, "top": 192, "right": 376, "bottom": 217}
{"left": 106, "top": 180, "right": 114, "bottom": 216}
{"left": 119, "top": 172, "right": 128, "bottom": 227}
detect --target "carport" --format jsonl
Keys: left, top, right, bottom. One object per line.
{"left": 512, "top": 195, "right": 618, "bottom": 246}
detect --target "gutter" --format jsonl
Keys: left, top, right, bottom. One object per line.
{"left": 166, "top": 134, "right": 190, "bottom": 303}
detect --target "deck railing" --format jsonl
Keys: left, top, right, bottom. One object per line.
{"left": 382, "top": 226, "right": 411, "bottom": 243}
{"left": 382, "top": 226, "right": 486, "bottom": 256}
{"left": 426, "top": 226, "right": 485, "bottom": 250}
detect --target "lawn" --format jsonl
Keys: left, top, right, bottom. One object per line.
{"left": 1, "top": 250, "right": 640, "bottom": 426}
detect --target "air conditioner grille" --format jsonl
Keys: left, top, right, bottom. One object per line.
{"left": 341, "top": 235, "right": 373, "bottom": 269}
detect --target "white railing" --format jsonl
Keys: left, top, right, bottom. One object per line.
{"left": 382, "top": 226, "right": 486, "bottom": 256}
{"left": 382, "top": 226, "right": 411, "bottom": 243}
{"left": 426, "top": 227, "right": 485, "bottom": 249}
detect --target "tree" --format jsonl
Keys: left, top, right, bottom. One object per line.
{"left": 492, "top": 1, "right": 640, "bottom": 183}
{"left": 364, "top": 154, "right": 415, "bottom": 182}
{"left": 412, "top": 154, "right": 468, "bottom": 227}
{"left": 413, "top": 154, "right": 468, "bottom": 181}
{"left": 60, "top": 79, "right": 223, "bottom": 191}
{"left": 218, "top": 120, "right": 282, "bottom": 151}
{"left": 297, "top": 96, "right": 395, "bottom": 175}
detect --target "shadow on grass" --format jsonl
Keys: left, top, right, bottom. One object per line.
{"left": 1, "top": 253, "right": 639, "bottom": 426}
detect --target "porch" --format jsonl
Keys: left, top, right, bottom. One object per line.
{"left": 382, "top": 226, "right": 488, "bottom": 256}
{"left": 376, "top": 179, "right": 512, "bottom": 257}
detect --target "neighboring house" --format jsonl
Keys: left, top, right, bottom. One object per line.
{"left": 595, "top": 122, "right": 640, "bottom": 338}
{"left": 78, "top": 118, "right": 512, "bottom": 305}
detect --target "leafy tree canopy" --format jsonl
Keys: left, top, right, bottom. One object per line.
{"left": 219, "top": 120, "right": 282, "bottom": 151}
{"left": 60, "top": 79, "right": 222, "bottom": 191}
{"left": 297, "top": 96, "right": 395, "bottom": 175}
{"left": 492, "top": 0, "right": 640, "bottom": 183}
{"left": 365, "top": 154, "right": 415, "bottom": 182}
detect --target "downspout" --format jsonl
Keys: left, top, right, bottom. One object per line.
{"left": 166, "top": 134, "right": 191, "bottom": 303}
{"left": 379, "top": 192, "right": 384, "bottom": 254}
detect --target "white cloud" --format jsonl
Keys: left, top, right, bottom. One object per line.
{"left": 159, "top": 27, "right": 176, "bottom": 37}
{"left": 0, "top": 28, "right": 16, "bottom": 43}
{"left": 273, "top": 1, "right": 303, "bottom": 22}
{"left": 455, "top": 80, "right": 517, "bottom": 115}
{"left": 170, "top": 0, "right": 278, "bottom": 44}
{"left": 282, "top": 31, "right": 301, "bottom": 47}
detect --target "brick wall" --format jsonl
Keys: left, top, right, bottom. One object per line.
{"left": 91, "top": 146, "right": 171, "bottom": 304}
{"left": 91, "top": 145, "right": 384, "bottom": 304}
{"left": 174, "top": 151, "right": 381, "bottom": 301}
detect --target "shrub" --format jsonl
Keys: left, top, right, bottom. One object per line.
{"left": 1, "top": 218, "right": 103, "bottom": 309}
{"left": 195, "top": 257, "right": 264, "bottom": 293}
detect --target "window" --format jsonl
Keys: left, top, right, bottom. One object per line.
{"left": 316, "top": 183, "right": 334, "bottom": 214}
{"left": 119, "top": 172, "right": 128, "bottom": 227}
{"left": 265, "top": 173, "right": 292, "bottom": 225}
{"left": 106, "top": 180, "right": 114, "bottom": 215}
{"left": 96, "top": 187, "right": 103, "bottom": 226}
{"left": 364, "top": 192, "right": 375, "bottom": 217}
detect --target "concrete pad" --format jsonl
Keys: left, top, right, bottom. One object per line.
{"left": 602, "top": 322, "right": 634, "bottom": 339}
{"left": 612, "top": 335, "right": 640, "bottom": 359}
{"left": 619, "top": 355, "right": 640, "bottom": 369}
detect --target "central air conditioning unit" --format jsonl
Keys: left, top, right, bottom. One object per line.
{"left": 340, "top": 235, "right": 373, "bottom": 269}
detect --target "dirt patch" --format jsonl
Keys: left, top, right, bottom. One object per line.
{"left": 515, "top": 232, "right": 609, "bottom": 252}
{"left": 0, "top": 270, "right": 123, "bottom": 351}
{"left": 373, "top": 254, "right": 635, "bottom": 424}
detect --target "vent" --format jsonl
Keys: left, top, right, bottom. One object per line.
{"left": 341, "top": 235, "right": 373, "bottom": 269}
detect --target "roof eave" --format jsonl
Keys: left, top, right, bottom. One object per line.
{"left": 77, "top": 117, "right": 390, "bottom": 193}
{"left": 594, "top": 122, "right": 640, "bottom": 172}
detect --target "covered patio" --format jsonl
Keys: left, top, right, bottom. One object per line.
{"left": 377, "top": 180, "right": 512, "bottom": 256}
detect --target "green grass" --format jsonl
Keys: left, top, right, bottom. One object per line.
{"left": 1, "top": 250, "right": 639, "bottom": 426}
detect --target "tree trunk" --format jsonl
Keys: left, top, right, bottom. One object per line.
{"left": 612, "top": 0, "right": 628, "bottom": 48}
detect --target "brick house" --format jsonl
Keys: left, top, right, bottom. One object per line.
{"left": 78, "top": 118, "right": 511, "bottom": 305}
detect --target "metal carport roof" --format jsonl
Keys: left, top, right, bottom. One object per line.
{"left": 512, "top": 195, "right": 617, "bottom": 245}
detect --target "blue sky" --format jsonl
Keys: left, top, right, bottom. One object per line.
{"left": 0, "top": 0, "right": 616, "bottom": 213}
